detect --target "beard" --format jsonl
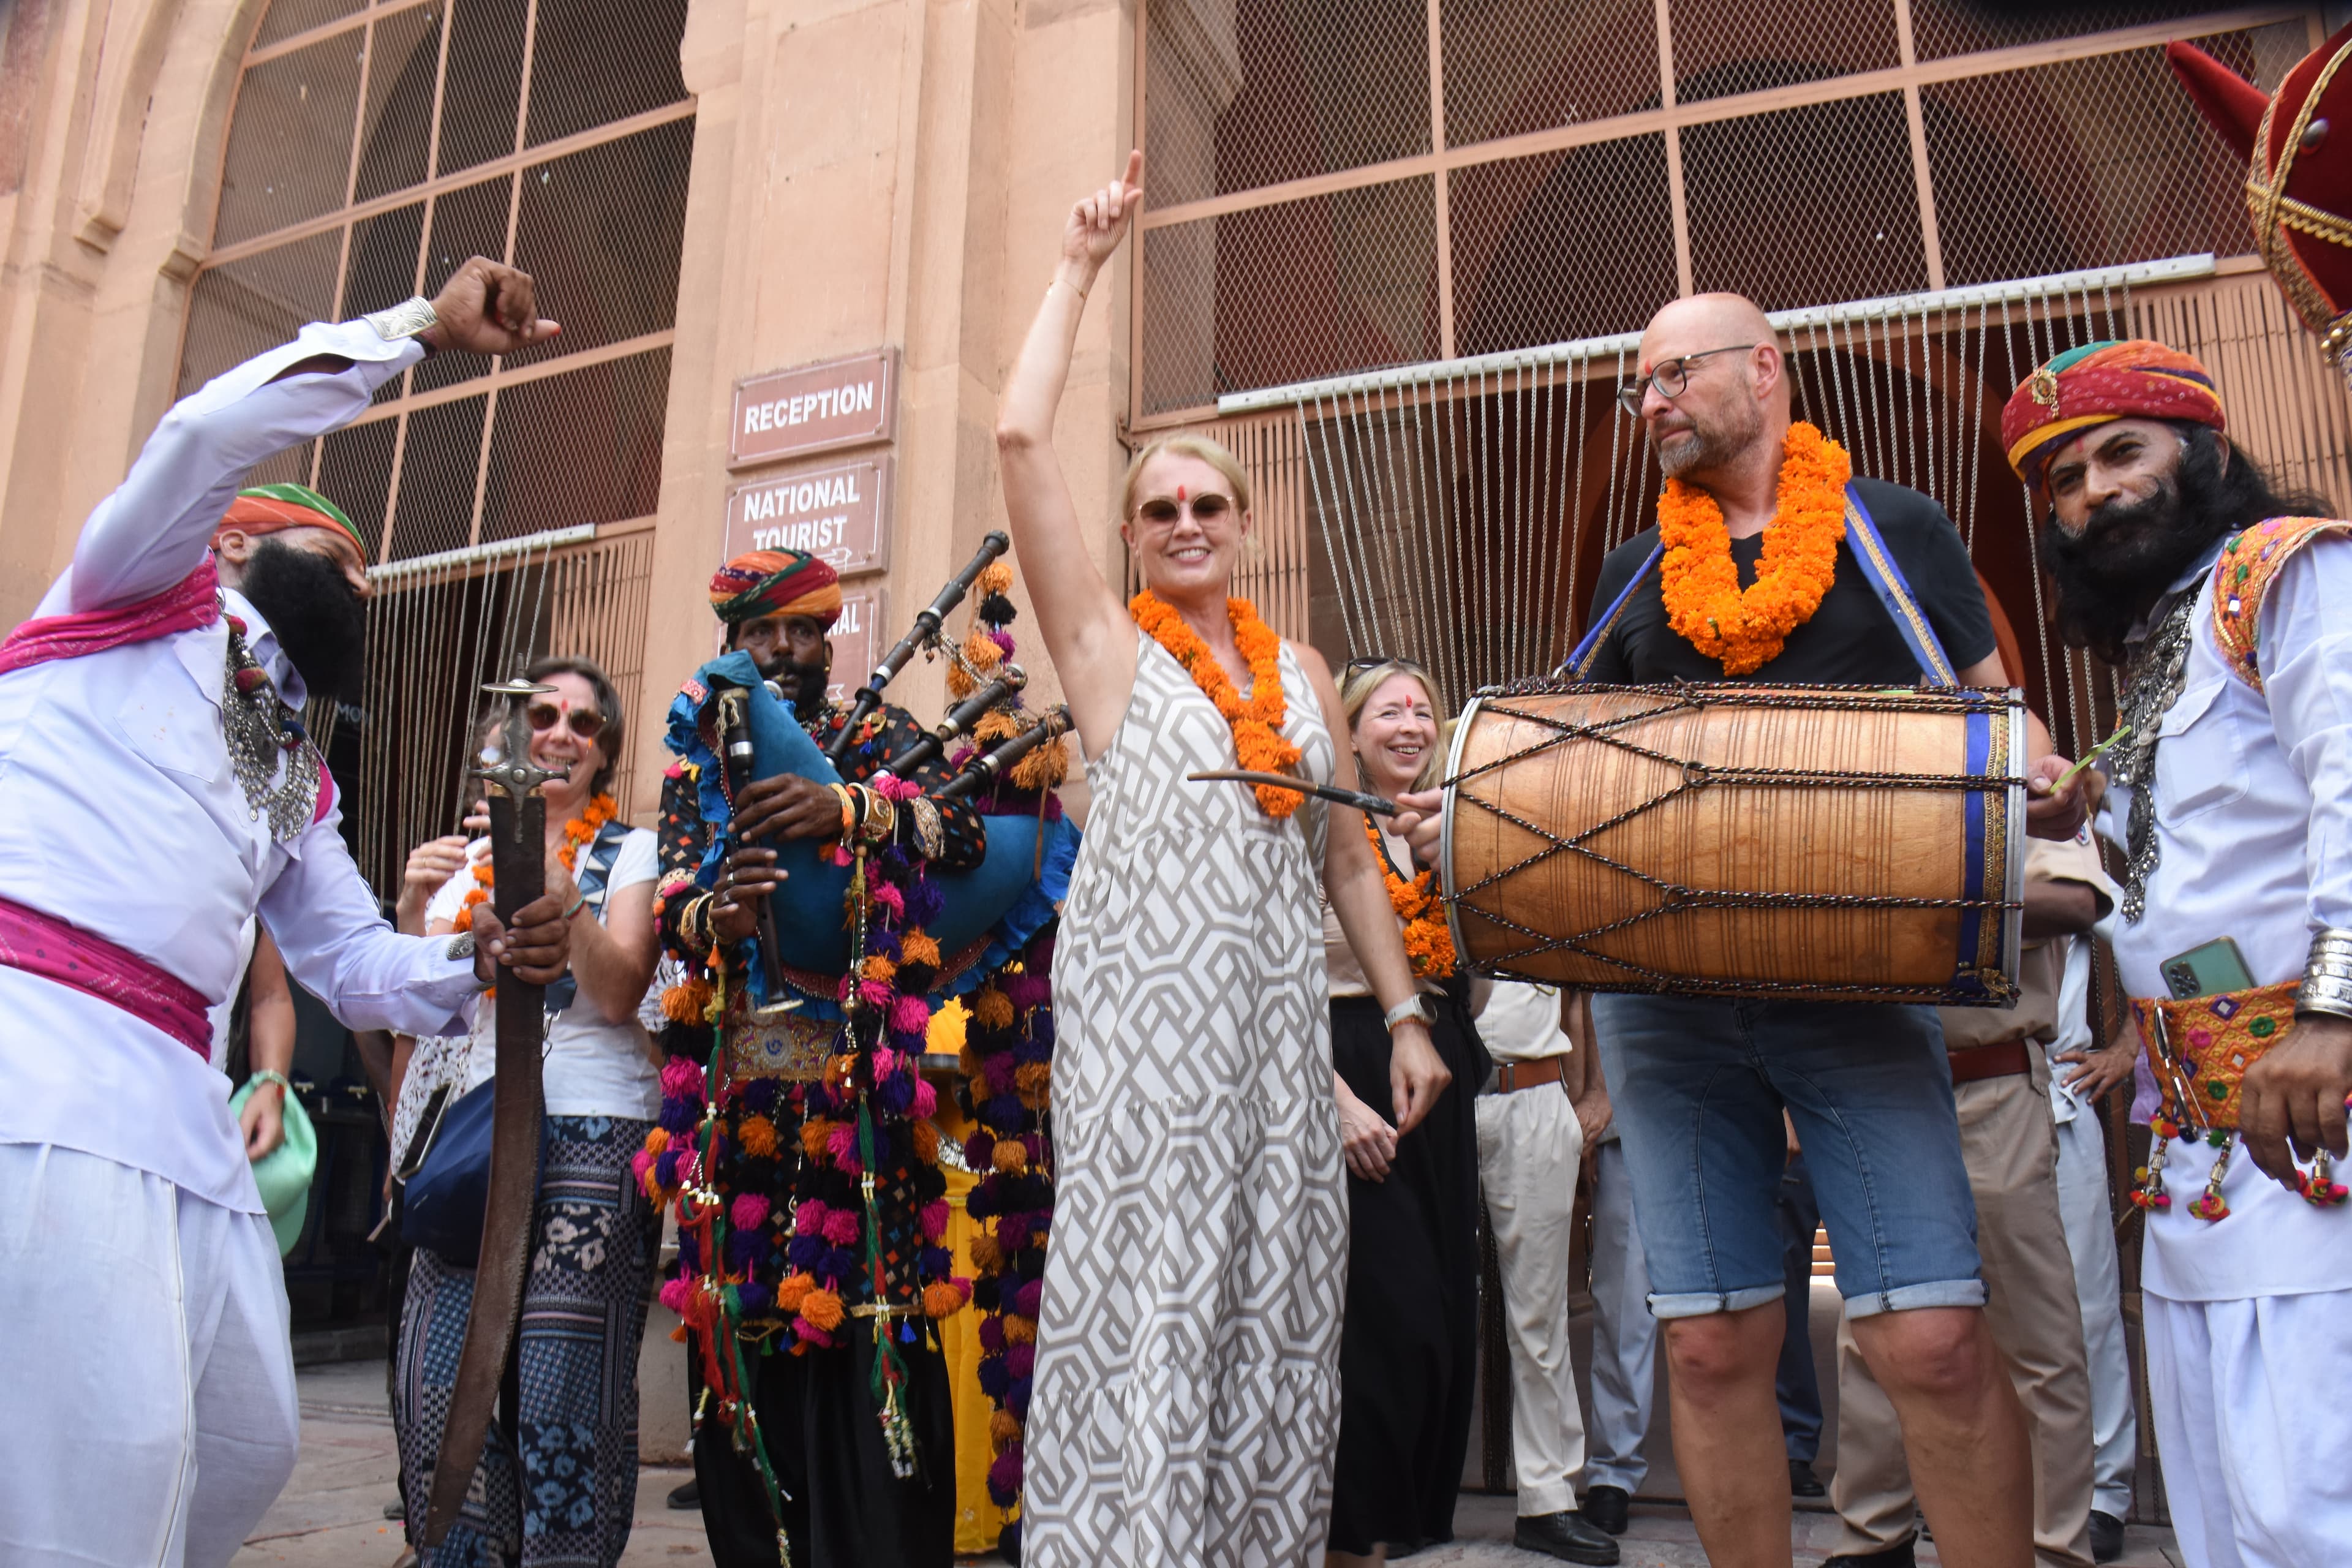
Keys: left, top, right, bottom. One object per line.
{"left": 1653, "top": 394, "right": 1764, "bottom": 480}
{"left": 2041, "top": 443, "right": 2236, "bottom": 666}
{"left": 754, "top": 650, "right": 831, "bottom": 718}
{"left": 238, "top": 538, "right": 368, "bottom": 700}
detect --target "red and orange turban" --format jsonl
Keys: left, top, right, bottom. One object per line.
{"left": 213, "top": 482, "right": 368, "bottom": 558}
{"left": 709, "top": 548, "right": 843, "bottom": 627}
{"left": 2000, "top": 341, "right": 2226, "bottom": 493}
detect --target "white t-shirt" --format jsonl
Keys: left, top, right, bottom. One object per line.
{"left": 424, "top": 827, "right": 663, "bottom": 1121}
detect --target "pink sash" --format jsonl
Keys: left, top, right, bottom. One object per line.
{"left": 0, "top": 561, "right": 221, "bottom": 677}
{"left": 0, "top": 894, "right": 213, "bottom": 1058}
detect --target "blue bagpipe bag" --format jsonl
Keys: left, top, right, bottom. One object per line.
{"left": 668, "top": 651, "right": 1077, "bottom": 1012}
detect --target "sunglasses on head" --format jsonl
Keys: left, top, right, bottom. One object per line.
{"left": 1343, "top": 655, "right": 1432, "bottom": 679}
{"left": 1133, "top": 492, "right": 1235, "bottom": 526}
{"left": 526, "top": 701, "right": 606, "bottom": 742}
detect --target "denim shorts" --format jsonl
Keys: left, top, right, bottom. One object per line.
{"left": 1591, "top": 993, "right": 1985, "bottom": 1321}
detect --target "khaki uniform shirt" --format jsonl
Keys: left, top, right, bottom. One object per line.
{"left": 1937, "top": 832, "right": 2117, "bottom": 1052}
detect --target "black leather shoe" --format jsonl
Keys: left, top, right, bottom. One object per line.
{"left": 2089, "top": 1509, "right": 2125, "bottom": 1563}
{"left": 1822, "top": 1540, "right": 1917, "bottom": 1568}
{"left": 666, "top": 1477, "right": 700, "bottom": 1510}
{"left": 1582, "top": 1483, "right": 1629, "bottom": 1536}
{"left": 1514, "top": 1510, "right": 1620, "bottom": 1564}
{"left": 1790, "top": 1458, "right": 1827, "bottom": 1497}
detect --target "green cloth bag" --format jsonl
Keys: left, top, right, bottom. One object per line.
{"left": 230, "top": 1077, "right": 317, "bottom": 1256}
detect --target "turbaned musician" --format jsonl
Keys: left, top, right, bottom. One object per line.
{"left": 649, "top": 546, "right": 985, "bottom": 1568}
{"left": 2006, "top": 340, "right": 2352, "bottom": 1567}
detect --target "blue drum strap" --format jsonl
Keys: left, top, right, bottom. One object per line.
{"left": 1842, "top": 485, "right": 1958, "bottom": 687}
{"left": 1559, "top": 543, "right": 1663, "bottom": 681}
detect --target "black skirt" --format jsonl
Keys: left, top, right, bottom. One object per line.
{"left": 1327, "top": 984, "right": 1490, "bottom": 1555}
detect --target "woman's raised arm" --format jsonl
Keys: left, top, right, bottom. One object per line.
{"left": 995, "top": 151, "right": 1147, "bottom": 754}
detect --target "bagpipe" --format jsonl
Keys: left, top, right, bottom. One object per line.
{"left": 666, "top": 533, "right": 1078, "bottom": 1016}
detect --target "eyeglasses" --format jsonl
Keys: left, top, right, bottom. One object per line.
{"left": 526, "top": 701, "right": 606, "bottom": 742}
{"left": 1133, "top": 492, "right": 1235, "bottom": 527}
{"left": 1616, "top": 344, "right": 1759, "bottom": 417}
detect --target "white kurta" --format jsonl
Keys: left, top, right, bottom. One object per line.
{"left": 2093, "top": 535, "right": 2352, "bottom": 1566}
{"left": 0, "top": 317, "right": 484, "bottom": 1568}
{"left": 2095, "top": 541, "right": 2352, "bottom": 1303}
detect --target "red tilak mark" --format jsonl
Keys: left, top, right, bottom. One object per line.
{"left": 1177, "top": 485, "right": 1187, "bottom": 502}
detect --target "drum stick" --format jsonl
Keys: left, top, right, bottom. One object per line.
{"left": 2054, "top": 724, "right": 2132, "bottom": 790}
{"left": 1185, "top": 769, "right": 1399, "bottom": 816}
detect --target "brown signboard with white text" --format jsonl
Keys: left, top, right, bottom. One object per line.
{"left": 826, "top": 586, "right": 886, "bottom": 707}
{"left": 725, "top": 456, "right": 892, "bottom": 579}
{"left": 731, "top": 349, "right": 898, "bottom": 467}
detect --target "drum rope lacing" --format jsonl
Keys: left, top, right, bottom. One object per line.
{"left": 1444, "top": 682, "right": 2026, "bottom": 1001}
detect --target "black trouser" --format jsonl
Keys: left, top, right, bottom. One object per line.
{"left": 693, "top": 1324, "right": 956, "bottom": 1568}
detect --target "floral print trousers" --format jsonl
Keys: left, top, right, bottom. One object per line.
{"left": 395, "top": 1115, "right": 661, "bottom": 1567}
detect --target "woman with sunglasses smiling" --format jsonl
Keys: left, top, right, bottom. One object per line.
{"left": 995, "top": 149, "right": 1448, "bottom": 1568}
{"left": 393, "top": 654, "right": 669, "bottom": 1567}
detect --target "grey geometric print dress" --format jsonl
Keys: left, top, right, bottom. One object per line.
{"left": 1025, "top": 631, "right": 1349, "bottom": 1567}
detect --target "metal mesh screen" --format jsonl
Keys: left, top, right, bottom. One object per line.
{"left": 214, "top": 34, "right": 365, "bottom": 247}
{"left": 1438, "top": 0, "right": 1662, "bottom": 146}
{"left": 1924, "top": 24, "right": 2303, "bottom": 288}
{"left": 1138, "top": 1, "right": 2324, "bottom": 412}
{"left": 1449, "top": 137, "right": 1678, "bottom": 356}
{"left": 1684, "top": 92, "right": 1928, "bottom": 310}
{"left": 1141, "top": 175, "right": 1438, "bottom": 414}
{"left": 1909, "top": 0, "right": 2255, "bottom": 61}
{"left": 1668, "top": 0, "right": 1901, "bottom": 103}
{"left": 184, "top": 0, "right": 695, "bottom": 559}
{"left": 1145, "top": 0, "right": 1430, "bottom": 209}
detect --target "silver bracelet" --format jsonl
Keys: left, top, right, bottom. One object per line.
{"left": 1382, "top": 995, "right": 1431, "bottom": 1031}
{"left": 364, "top": 295, "right": 439, "bottom": 342}
{"left": 2297, "top": 929, "right": 2352, "bottom": 1017}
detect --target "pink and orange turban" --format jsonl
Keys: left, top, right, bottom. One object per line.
{"left": 213, "top": 482, "right": 368, "bottom": 558}
{"left": 709, "top": 548, "right": 843, "bottom": 627}
{"left": 2000, "top": 340, "right": 2226, "bottom": 493}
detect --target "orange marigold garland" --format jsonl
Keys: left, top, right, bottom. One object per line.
{"left": 1129, "top": 591, "right": 1302, "bottom": 816}
{"left": 1656, "top": 421, "right": 1850, "bottom": 676}
{"left": 1367, "top": 817, "right": 1455, "bottom": 978}
{"left": 451, "top": 791, "right": 618, "bottom": 932}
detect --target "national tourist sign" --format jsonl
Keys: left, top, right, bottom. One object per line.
{"left": 731, "top": 349, "right": 898, "bottom": 466}
{"left": 724, "top": 455, "right": 893, "bottom": 579}
{"left": 826, "top": 586, "right": 885, "bottom": 706}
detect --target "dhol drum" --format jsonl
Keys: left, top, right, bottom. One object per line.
{"left": 1440, "top": 682, "right": 2026, "bottom": 1006}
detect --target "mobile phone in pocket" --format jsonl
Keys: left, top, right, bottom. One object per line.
{"left": 2160, "top": 937, "right": 2256, "bottom": 1000}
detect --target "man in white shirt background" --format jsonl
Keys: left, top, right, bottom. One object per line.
{"left": 0, "top": 258, "right": 573, "bottom": 1568}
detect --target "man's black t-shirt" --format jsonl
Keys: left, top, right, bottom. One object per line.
{"left": 1579, "top": 475, "right": 1997, "bottom": 685}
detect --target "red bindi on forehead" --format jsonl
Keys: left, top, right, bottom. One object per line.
{"left": 1177, "top": 484, "right": 1187, "bottom": 502}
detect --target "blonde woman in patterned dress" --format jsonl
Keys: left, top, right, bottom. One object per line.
{"left": 995, "top": 149, "right": 1450, "bottom": 1568}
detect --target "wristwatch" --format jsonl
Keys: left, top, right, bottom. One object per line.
{"left": 1383, "top": 995, "right": 1433, "bottom": 1031}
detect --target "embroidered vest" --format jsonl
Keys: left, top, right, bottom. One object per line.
{"left": 2211, "top": 515, "right": 2352, "bottom": 689}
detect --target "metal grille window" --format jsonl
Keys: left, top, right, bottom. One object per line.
{"left": 180, "top": 0, "right": 695, "bottom": 562}
{"left": 181, "top": 0, "right": 689, "bottom": 871}
{"left": 1136, "top": 0, "right": 2324, "bottom": 419}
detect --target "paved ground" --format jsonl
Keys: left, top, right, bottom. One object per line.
{"left": 238, "top": 1362, "right": 2185, "bottom": 1566}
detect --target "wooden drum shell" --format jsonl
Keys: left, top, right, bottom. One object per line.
{"left": 1439, "top": 685, "right": 2025, "bottom": 1005}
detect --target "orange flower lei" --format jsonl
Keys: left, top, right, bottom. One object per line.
{"left": 1130, "top": 591, "right": 1303, "bottom": 816}
{"left": 1368, "top": 817, "right": 1455, "bottom": 977}
{"left": 453, "top": 791, "right": 619, "bottom": 932}
{"left": 1656, "top": 421, "right": 1850, "bottom": 676}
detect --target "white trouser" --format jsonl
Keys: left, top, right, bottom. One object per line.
{"left": 2052, "top": 1106, "right": 2137, "bottom": 1518}
{"left": 1473, "top": 1079, "right": 1586, "bottom": 1515}
{"left": 1581, "top": 1137, "right": 1656, "bottom": 1495}
{"left": 2144, "top": 1287, "right": 2352, "bottom": 1568}
{"left": 0, "top": 1142, "right": 300, "bottom": 1567}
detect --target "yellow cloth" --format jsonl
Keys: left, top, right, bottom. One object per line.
{"left": 935, "top": 1109, "right": 1011, "bottom": 1553}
